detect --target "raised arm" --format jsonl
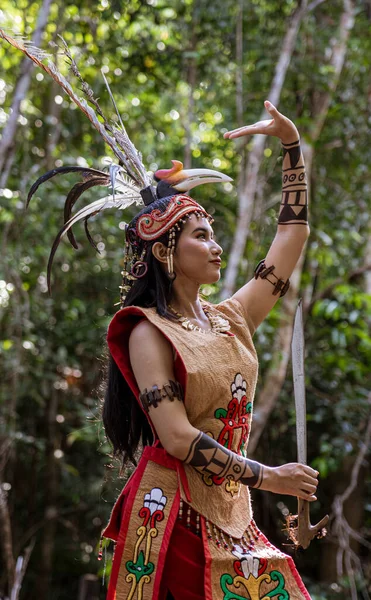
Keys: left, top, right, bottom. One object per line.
{"left": 129, "top": 320, "right": 318, "bottom": 501}
{"left": 224, "top": 101, "right": 310, "bottom": 330}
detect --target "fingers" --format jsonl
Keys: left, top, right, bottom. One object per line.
{"left": 299, "top": 465, "right": 319, "bottom": 501}
{"left": 288, "top": 464, "right": 319, "bottom": 501}
{"left": 299, "top": 490, "right": 317, "bottom": 502}
{"left": 223, "top": 127, "right": 250, "bottom": 139}
{"left": 223, "top": 122, "right": 272, "bottom": 139}
{"left": 301, "top": 483, "right": 317, "bottom": 495}
{"left": 286, "top": 462, "right": 319, "bottom": 479}
{"left": 264, "top": 99, "right": 280, "bottom": 117}
{"left": 223, "top": 100, "right": 280, "bottom": 139}
{"left": 268, "top": 463, "right": 322, "bottom": 501}
{"left": 302, "top": 473, "right": 318, "bottom": 486}
{"left": 303, "top": 465, "right": 319, "bottom": 478}
{"left": 224, "top": 99, "right": 300, "bottom": 144}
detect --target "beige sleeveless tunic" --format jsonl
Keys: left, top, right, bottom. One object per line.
{"left": 136, "top": 297, "right": 257, "bottom": 538}
{"left": 104, "top": 297, "right": 311, "bottom": 600}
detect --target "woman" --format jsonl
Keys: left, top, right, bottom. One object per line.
{"left": 102, "top": 101, "right": 318, "bottom": 600}
{"left": 0, "top": 32, "right": 316, "bottom": 600}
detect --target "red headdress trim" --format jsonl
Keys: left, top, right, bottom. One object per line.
{"left": 136, "top": 195, "right": 212, "bottom": 241}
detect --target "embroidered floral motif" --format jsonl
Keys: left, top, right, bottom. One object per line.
{"left": 125, "top": 487, "right": 167, "bottom": 600}
{"left": 200, "top": 374, "right": 252, "bottom": 496}
{"left": 225, "top": 476, "right": 241, "bottom": 496}
{"left": 219, "top": 545, "right": 289, "bottom": 600}
{"left": 215, "top": 373, "right": 251, "bottom": 455}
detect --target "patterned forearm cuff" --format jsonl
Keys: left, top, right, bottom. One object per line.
{"left": 278, "top": 139, "right": 308, "bottom": 226}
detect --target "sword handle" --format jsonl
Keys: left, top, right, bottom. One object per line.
{"left": 297, "top": 498, "right": 329, "bottom": 549}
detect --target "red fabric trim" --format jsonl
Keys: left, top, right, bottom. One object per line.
{"left": 106, "top": 446, "right": 182, "bottom": 600}
{"left": 177, "top": 459, "right": 192, "bottom": 503}
{"left": 107, "top": 306, "right": 188, "bottom": 412}
{"left": 257, "top": 528, "right": 312, "bottom": 599}
{"left": 286, "top": 556, "right": 312, "bottom": 599}
{"left": 102, "top": 482, "right": 131, "bottom": 542}
{"left": 102, "top": 446, "right": 178, "bottom": 541}
{"left": 142, "top": 445, "right": 178, "bottom": 469}
{"left": 201, "top": 517, "right": 213, "bottom": 600}
{"left": 152, "top": 489, "right": 181, "bottom": 600}
{"left": 105, "top": 453, "right": 148, "bottom": 598}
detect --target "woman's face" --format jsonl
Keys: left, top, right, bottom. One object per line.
{"left": 173, "top": 214, "right": 223, "bottom": 284}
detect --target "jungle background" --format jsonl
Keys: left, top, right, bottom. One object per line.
{"left": 0, "top": 0, "right": 370, "bottom": 598}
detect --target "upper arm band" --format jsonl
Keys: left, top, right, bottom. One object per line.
{"left": 139, "top": 380, "right": 184, "bottom": 412}
{"left": 254, "top": 259, "right": 290, "bottom": 297}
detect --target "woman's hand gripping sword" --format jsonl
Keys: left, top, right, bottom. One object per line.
{"left": 291, "top": 300, "right": 329, "bottom": 548}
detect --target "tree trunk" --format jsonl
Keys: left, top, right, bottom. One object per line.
{"left": 10, "top": 540, "right": 35, "bottom": 600}
{"left": 247, "top": 0, "right": 355, "bottom": 455}
{"left": 221, "top": 0, "right": 308, "bottom": 299}
{"left": 183, "top": 4, "right": 199, "bottom": 170}
{"left": 321, "top": 55, "right": 370, "bottom": 587}
{"left": 247, "top": 245, "right": 307, "bottom": 454}
{"left": 0, "top": 0, "right": 53, "bottom": 184}
{"left": 365, "top": 232, "right": 371, "bottom": 295}
{"left": 78, "top": 574, "right": 100, "bottom": 600}
{"left": 0, "top": 2, "right": 52, "bottom": 593}
{"left": 0, "top": 485, "right": 15, "bottom": 592}
{"left": 34, "top": 390, "right": 59, "bottom": 600}
{"left": 45, "top": 3, "right": 66, "bottom": 169}
{"left": 320, "top": 457, "right": 367, "bottom": 585}
{"left": 235, "top": 0, "right": 244, "bottom": 128}
{"left": 322, "top": 411, "right": 371, "bottom": 597}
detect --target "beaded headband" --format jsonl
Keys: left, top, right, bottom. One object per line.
{"left": 136, "top": 195, "right": 212, "bottom": 242}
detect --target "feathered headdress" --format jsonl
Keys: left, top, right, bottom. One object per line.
{"left": 0, "top": 30, "right": 232, "bottom": 296}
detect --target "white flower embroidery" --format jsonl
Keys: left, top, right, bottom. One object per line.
{"left": 232, "top": 544, "right": 260, "bottom": 578}
{"left": 144, "top": 487, "right": 167, "bottom": 515}
{"left": 231, "top": 373, "right": 247, "bottom": 401}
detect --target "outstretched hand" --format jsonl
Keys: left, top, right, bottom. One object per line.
{"left": 224, "top": 101, "right": 299, "bottom": 145}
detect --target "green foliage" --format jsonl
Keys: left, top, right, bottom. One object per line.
{"left": 1, "top": 0, "right": 370, "bottom": 599}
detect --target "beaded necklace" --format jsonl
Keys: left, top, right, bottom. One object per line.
{"left": 168, "top": 305, "right": 231, "bottom": 335}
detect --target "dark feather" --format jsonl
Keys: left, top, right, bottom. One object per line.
{"left": 47, "top": 200, "right": 107, "bottom": 293}
{"left": 27, "top": 166, "right": 106, "bottom": 207}
{"left": 84, "top": 216, "right": 100, "bottom": 253}
{"left": 47, "top": 228, "right": 63, "bottom": 295}
{"left": 46, "top": 194, "right": 141, "bottom": 294}
{"left": 64, "top": 176, "right": 109, "bottom": 248}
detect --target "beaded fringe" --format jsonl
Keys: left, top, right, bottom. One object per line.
{"left": 178, "top": 499, "right": 261, "bottom": 551}
{"left": 178, "top": 498, "right": 201, "bottom": 536}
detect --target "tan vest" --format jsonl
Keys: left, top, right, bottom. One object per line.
{"left": 105, "top": 298, "right": 311, "bottom": 600}
{"left": 129, "top": 297, "right": 258, "bottom": 538}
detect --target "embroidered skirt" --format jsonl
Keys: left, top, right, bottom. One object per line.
{"left": 103, "top": 448, "right": 311, "bottom": 600}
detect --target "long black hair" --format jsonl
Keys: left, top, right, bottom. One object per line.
{"left": 102, "top": 197, "right": 185, "bottom": 467}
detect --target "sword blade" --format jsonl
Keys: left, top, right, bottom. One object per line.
{"left": 292, "top": 299, "right": 307, "bottom": 465}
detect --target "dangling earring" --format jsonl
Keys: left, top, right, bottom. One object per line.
{"left": 167, "top": 227, "right": 176, "bottom": 280}
{"left": 131, "top": 246, "right": 148, "bottom": 279}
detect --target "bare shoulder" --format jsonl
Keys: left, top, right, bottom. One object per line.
{"left": 129, "top": 319, "right": 171, "bottom": 354}
{"left": 129, "top": 318, "right": 174, "bottom": 387}
{"left": 129, "top": 318, "right": 160, "bottom": 343}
